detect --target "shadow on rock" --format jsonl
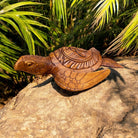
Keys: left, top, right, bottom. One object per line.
{"left": 107, "top": 68, "right": 125, "bottom": 84}
{"left": 33, "top": 77, "right": 53, "bottom": 88}
{"left": 51, "top": 81, "right": 86, "bottom": 97}
{"left": 32, "top": 77, "right": 80, "bottom": 96}
{"left": 33, "top": 68, "right": 126, "bottom": 96}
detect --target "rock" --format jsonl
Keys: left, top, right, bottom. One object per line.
{"left": 0, "top": 57, "right": 137, "bottom": 138}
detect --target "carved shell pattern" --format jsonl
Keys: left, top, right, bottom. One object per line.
{"left": 53, "top": 47, "right": 102, "bottom": 70}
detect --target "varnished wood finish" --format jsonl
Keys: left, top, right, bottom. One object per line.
{"left": 14, "top": 55, "right": 53, "bottom": 75}
{"left": 51, "top": 47, "right": 102, "bottom": 71}
{"left": 54, "top": 68, "right": 110, "bottom": 91}
{"left": 14, "top": 47, "right": 123, "bottom": 91}
{"left": 102, "top": 58, "right": 123, "bottom": 68}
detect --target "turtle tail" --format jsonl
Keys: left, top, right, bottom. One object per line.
{"left": 102, "top": 58, "right": 123, "bottom": 68}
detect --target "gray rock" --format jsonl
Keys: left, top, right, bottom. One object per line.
{"left": 0, "top": 57, "right": 138, "bottom": 138}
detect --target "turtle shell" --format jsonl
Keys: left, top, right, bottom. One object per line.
{"left": 49, "top": 47, "right": 109, "bottom": 91}
{"left": 50, "top": 47, "right": 102, "bottom": 71}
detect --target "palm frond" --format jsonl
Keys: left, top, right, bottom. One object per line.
{"left": 0, "top": 1, "right": 50, "bottom": 80}
{"left": 0, "top": 59, "right": 16, "bottom": 74}
{"left": 0, "top": 33, "right": 20, "bottom": 79}
{"left": 11, "top": 15, "right": 35, "bottom": 55}
{"left": 71, "top": 0, "right": 83, "bottom": 7}
{"left": 92, "top": 0, "right": 119, "bottom": 31}
{"left": 123, "top": 0, "right": 130, "bottom": 7}
{"left": 27, "top": 26, "right": 49, "bottom": 49}
{"left": 23, "top": 19, "right": 50, "bottom": 29}
{"left": 0, "top": 32, "right": 22, "bottom": 53}
{"left": 0, "top": 0, "right": 7, "bottom": 6}
{"left": 0, "top": 16, "right": 22, "bottom": 35}
{"left": 0, "top": 1, "right": 42, "bottom": 14}
{"left": 105, "top": 11, "right": 138, "bottom": 55}
{"left": 52, "top": 0, "right": 67, "bottom": 29}
{"left": 0, "top": 11, "right": 46, "bottom": 18}
{"left": 0, "top": 72, "right": 11, "bottom": 79}
{"left": 0, "top": 3, "right": 49, "bottom": 55}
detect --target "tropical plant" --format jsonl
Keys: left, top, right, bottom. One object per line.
{"left": 0, "top": 0, "right": 50, "bottom": 95}
{"left": 70, "top": 0, "right": 138, "bottom": 55}
{"left": 50, "top": 0, "right": 67, "bottom": 30}
{"left": 0, "top": 1, "right": 50, "bottom": 55}
{"left": 56, "top": 0, "right": 97, "bottom": 49}
{"left": 105, "top": 10, "right": 138, "bottom": 55}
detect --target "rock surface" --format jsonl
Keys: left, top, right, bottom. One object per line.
{"left": 0, "top": 57, "right": 138, "bottom": 138}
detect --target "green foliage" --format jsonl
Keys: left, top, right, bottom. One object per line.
{"left": 0, "top": 0, "right": 51, "bottom": 94}
{"left": 92, "top": 0, "right": 120, "bottom": 30}
{"left": 59, "top": 0, "right": 96, "bottom": 49}
{"left": 91, "top": 0, "right": 138, "bottom": 55}
{"left": 0, "top": 1, "right": 50, "bottom": 55}
{"left": 0, "top": 32, "right": 21, "bottom": 78}
{"left": 106, "top": 11, "right": 138, "bottom": 55}
{"left": 62, "top": 0, "right": 137, "bottom": 55}
{"left": 51, "top": 0, "right": 67, "bottom": 30}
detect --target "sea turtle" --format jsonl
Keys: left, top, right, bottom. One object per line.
{"left": 14, "top": 47, "right": 123, "bottom": 91}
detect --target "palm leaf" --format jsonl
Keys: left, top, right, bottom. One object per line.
{"left": 0, "top": 59, "right": 16, "bottom": 74}
{"left": 71, "top": 0, "right": 83, "bottom": 7}
{"left": 0, "top": 0, "right": 50, "bottom": 82}
{"left": 0, "top": 1, "right": 42, "bottom": 14}
{"left": 0, "top": 44, "right": 20, "bottom": 55}
{"left": 10, "top": 15, "right": 35, "bottom": 55}
{"left": 0, "top": 16, "right": 22, "bottom": 36}
{"left": 0, "top": 33, "right": 22, "bottom": 62}
{"left": 22, "top": 18, "right": 50, "bottom": 49}
{"left": 105, "top": 11, "right": 138, "bottom": 55}
{"left": 52, "top": 0, "right": 67, "bottom": 29}
{"left": 0, "top": 11, "right": 47, "bottom": 19}
{"left": 123, "top": 0, "right": 130, "bottom": 7}
{"left": 27, "top": 25, "right": 49, "bottom": 49}
{"left": 0, "top": 0, "right": 8, "bottom": 6}
{"left": 92, "top": 0, "right": 119, "bottom": 31}
{"left": 23, "top": 19, "right": 50, "bottom": 29}
{"left": 0, "top": 32, "right": 22, "bottom": 52}
{"left": 0, "top": 11, "right": 49, "bottom": 55}
{"left": 0, "top": 72, "right": 11, "bottom": 79}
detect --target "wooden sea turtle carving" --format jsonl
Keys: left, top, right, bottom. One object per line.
{"left": 14, "top": 47, "right": 123, "bottom": 91}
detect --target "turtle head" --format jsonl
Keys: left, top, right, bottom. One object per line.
{"left": 14, "top": 55, "right": 51, "bottom": 75}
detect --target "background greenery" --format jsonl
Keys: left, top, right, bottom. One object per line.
{"left": 0, "top": 0, "right": 137, "bottom": 101}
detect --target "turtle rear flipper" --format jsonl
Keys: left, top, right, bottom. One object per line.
{"left": 54, "top": 69, "right": 111, "bottom": 91}
{"left": 102, "top": 58, "right": 123, "bottom": 68}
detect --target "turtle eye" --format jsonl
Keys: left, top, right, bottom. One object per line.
{"left": 25, "top": 61, "right": 34, "bottom": 67}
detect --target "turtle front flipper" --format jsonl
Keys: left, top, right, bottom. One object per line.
{"left": 53, "top": 69, "right": 111, "bottom": 91}
{"left": 102, "top": 58, "right": 123, "bottom": 68}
